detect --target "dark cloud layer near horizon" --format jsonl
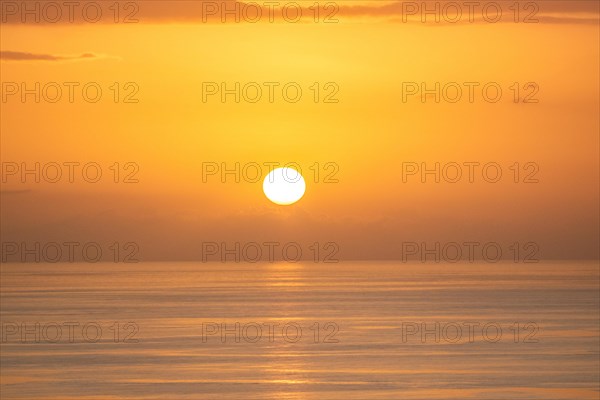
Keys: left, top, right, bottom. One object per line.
{"left": 1, "top": 190, "right": 598, "bottom": 261}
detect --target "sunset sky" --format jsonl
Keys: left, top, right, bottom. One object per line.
{"left": 1, "top": 0, "right": 599, "bottom": 261}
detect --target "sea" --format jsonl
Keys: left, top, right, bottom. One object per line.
{"left": 1, "top": 261, "right": 598, "bottom": 399}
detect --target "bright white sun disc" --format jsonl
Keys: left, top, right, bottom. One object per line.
{"left": 263, "top": 167, "right": 306, "bottom": 205}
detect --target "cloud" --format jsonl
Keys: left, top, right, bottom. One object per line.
{"left": 0, "top": 189, "right": 32, "bottom": 195}
{"left": 0, "top": 1, "right": 597, "bottom": 25}
{"left": 0, "top": 51, "right": 97, "bottom": 61}
{"left": 337, "top": 1, "right": 599, "bottom": 24}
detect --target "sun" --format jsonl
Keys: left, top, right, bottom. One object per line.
{"left": 263, "top": 167, "right": 306, "bottom": 205}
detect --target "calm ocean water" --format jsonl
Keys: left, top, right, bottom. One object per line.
{"left": 1, "top": 261, "right": 598, "bottom": 399}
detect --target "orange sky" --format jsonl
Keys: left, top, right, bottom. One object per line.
{"left": 1, "top": 1, "right": 599, "bottom": 261}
